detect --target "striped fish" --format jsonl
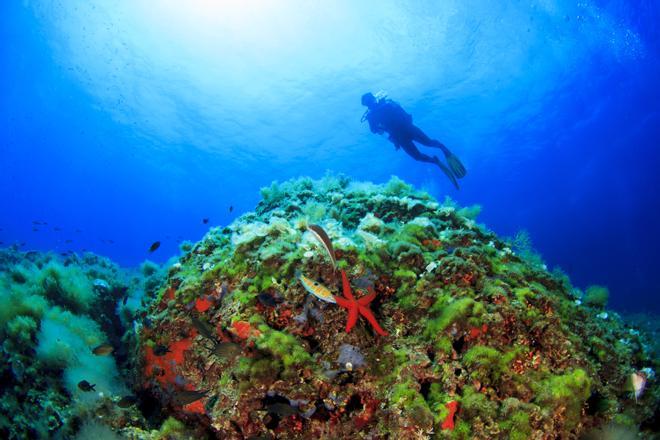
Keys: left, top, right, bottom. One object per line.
{"left": 298, "top": 273, "right": 336, "bottom": 304}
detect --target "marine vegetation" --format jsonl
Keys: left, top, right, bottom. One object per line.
{"left": 132, "top": 175, "right": 659, "bottom": 439}
{"left": 0, "top": 249, "right": 168, "bottom": 439}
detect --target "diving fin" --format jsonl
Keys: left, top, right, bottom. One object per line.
{"left": 445, "top": 152, "right": 467, "bottom": 179}
{"left": 434, "top": 157, "right": 460, "bottom": 190}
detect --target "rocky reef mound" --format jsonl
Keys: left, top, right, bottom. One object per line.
{"left": 140, "top": 175, "right": 658, "bottom": 439}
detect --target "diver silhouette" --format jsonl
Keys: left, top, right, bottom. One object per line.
{"left": 361, "top": 92, "right": 466, "bottom": 189}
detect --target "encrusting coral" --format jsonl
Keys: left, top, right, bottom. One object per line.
{"left": 136, "top": 175, "right": 659, "bottom": 439}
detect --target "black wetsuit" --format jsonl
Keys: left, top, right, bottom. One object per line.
{"left": 365, "top": 98, "right": 449, "bottom": 165}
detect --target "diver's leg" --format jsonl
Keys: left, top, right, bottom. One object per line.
{"left": 400, "top": 140, "right": 437, "bottom": 164}
{"left": 409, "top": 126, "right": 448, "bottom": 151}
{"left": 409, "top": 126, "right": 466, "bottom": 178}
{"left": 400, "top": 141, "right": 460, "bottom": 189}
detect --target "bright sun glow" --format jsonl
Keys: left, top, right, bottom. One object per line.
{"left": 139, "top": 0, "right": 296, "bottom": 60}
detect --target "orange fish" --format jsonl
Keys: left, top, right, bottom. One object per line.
{"left": 92, "top": 344, "right": 114, "bottom": 356}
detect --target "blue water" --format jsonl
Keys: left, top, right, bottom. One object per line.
{"left": 1, "top": 0, "right": 659, "bottom": 313}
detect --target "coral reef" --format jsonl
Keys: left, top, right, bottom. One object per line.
{"left": 1, "top": 176, "right": 657, "bottom": 439}
{"left": 0, "top": 249, "right": 167, "bottom": 439}
{"left": 135, "top": 175, "right": 659, "bottom": 439}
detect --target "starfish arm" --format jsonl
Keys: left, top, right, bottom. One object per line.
{"left": 340, "top": 270, "right": 355, "bottom": 301}
{"left": 333, "top": 295, "right": 352, "bottom": 308}
{"left": 358, "top": 306, "right": 388, "bottom": 336}
{"left": 357, "top": 292, "right": 376, "bottom": 306}
{"left": 346, "top": 305, "right": 359, "bottom": 333}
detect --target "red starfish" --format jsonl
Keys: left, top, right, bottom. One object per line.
{"left": 333, "top": 270, "right": 388, "bottom": 336}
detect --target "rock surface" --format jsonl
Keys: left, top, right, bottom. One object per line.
{"left": 137, "top": 175, "right": 658, "bottom": 439}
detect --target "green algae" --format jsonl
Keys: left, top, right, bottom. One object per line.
{"left": 0, "top": 248, "right": 167, "bottom": 439}
{"left": 255, "top": 324, "right": 312, "bottom": 369}
{"left": 425, "top": 297, "right": 485, "bottom": 336}
{"left": 390, "top": 381, "right": 434, "bottom": 427}
{"left": 584, "top": 284, "right": 609, "bottom": 308}
{"left": 130, "top": 175, "right": 659, "bottom": 439}
{"left": 500, "top": 411, "right": 532, "bottom": 440}
{"left": 393, "top": 268, "right": 417, "bottom": 280}
{"left": 157, "top": 417, "right": 187, "bottom": 438}
{"left": 513, "top": 286, "right": 535, "bottom": 304}
{"left": 534, "top": 368, "right": 592, "bottom": 430}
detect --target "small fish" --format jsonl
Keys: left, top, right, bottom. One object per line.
{"left": 149, "top": 241, "right": 161, "bottom": 252}
{"left": 202, "top": 218, "right": 209, "bottom": 224}
{"left": 53, "top": 227, "right": 62, "bottom": 231}
{"left": 153, "top": 344, "right": 171, "bottom": 356}
{"left": 229, "top": 205, "right": 233, "bottom": 213}
{"left": 191, "top": 316, "right": 217, "bottom": 341}
{"left": 298, "top": 273, "right": 336, "bottom": 304}
{"left": 75, "top": 228, "right": 82, "bottom": 233}
{"left": 212, "top": 342, "right": 241, "bottom": 359}
{"left": 117, "top": 395, "right": 138, "bottom": 408}
{"left": 78, "top": 380, "right": 96, "bottom": 392}
{"left": 65, "top": 239, "right": 73, "bottom": 244}
{"left": 266, "top": 403, "right": 298, "bottom": 417}
{"left": 632, "top": 372, "right": 647, "bottom": 401}
{"left": 257, "top": 292, "right": 281, "bottom": 307}
{"left": 32, "top": 228, "right": 38, "bottom": 232}
{"left": 307, "top": 224, "right": 336, "bottom": 269}
{"left": 92, "top": 344, "right": 114, "bottom": 356}
{"left": 122, "top": 295, "right": 128, "bottom": 305}
{"left": 172, "top": 389, "right": 208, "bottom": 406}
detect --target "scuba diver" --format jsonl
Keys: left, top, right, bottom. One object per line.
{"left": 361, "top": 92, "right": 466, "bottom": 189}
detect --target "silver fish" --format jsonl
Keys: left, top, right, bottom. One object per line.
{"left": 631, "top": 372, "right": 647, "bottom": 402}
{"left": 307, "top": 224, "right": 336, "bottom": 269}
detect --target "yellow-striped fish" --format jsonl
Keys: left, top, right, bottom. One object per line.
{"left": 298, "top": 273, "right": 336, "bottom": 304}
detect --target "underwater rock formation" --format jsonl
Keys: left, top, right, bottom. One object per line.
{"left": 0, "top": 249, "right": 167, "bottom": 439}
{"left": 138, "top": 175, "right": 658, "bottom": 439}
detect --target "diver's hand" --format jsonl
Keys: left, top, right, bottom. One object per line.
{"left": 444, "top": 152, "right": 467, "bottom": 178}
